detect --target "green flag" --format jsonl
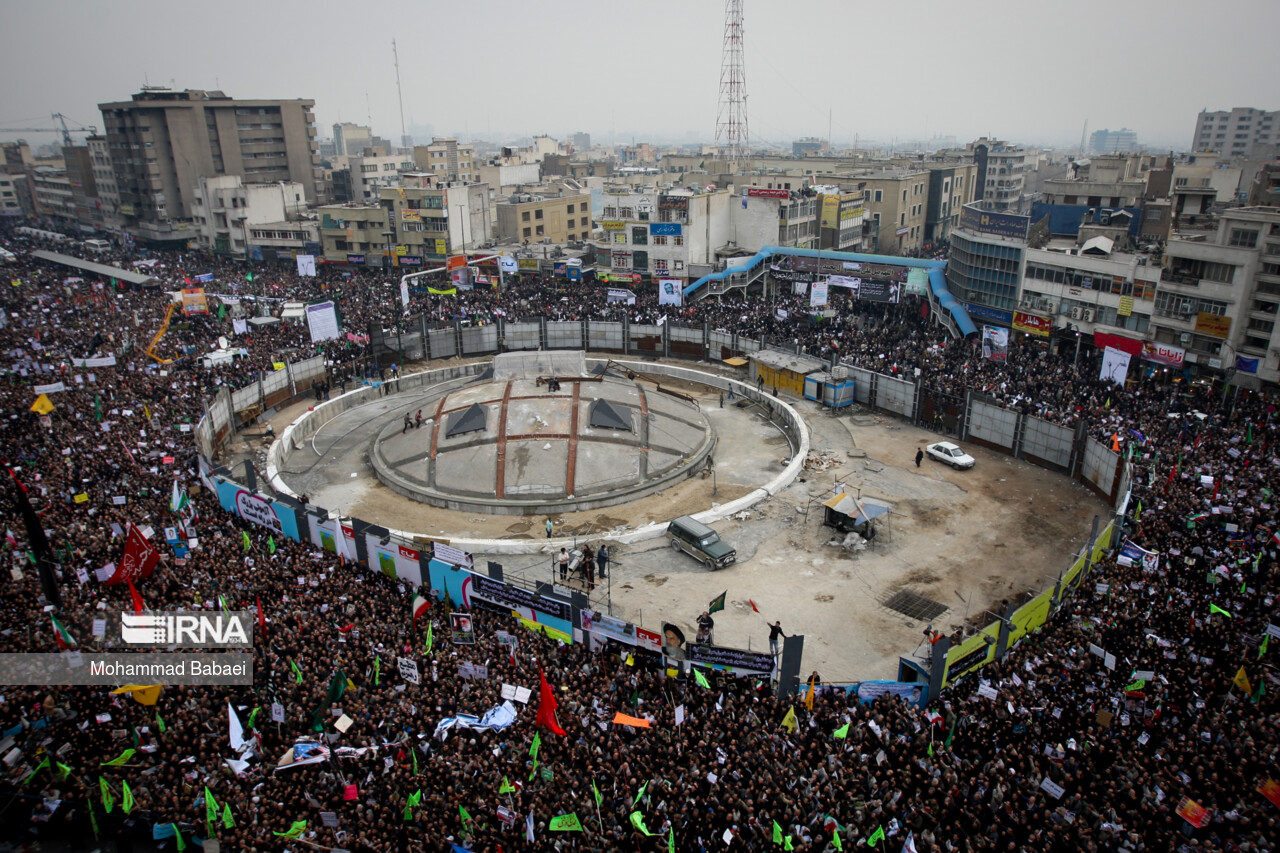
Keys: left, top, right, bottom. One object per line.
{"left": 1209, "top": 603, "right": 1233, "bottom": 618}
{"left": 290, "top": 659, "right": 303, "bottom": 683}
{"left": 1124, "top": 678, "right": 1146, "bottom": 692}
{"left": 21, "top": 757, "right": 49, "bottom": 784}
{"left": 629, "top": 811, "right": 655, "bottom": 836}
{"left": 99, "top": 777, "right": 113, "bottom": 813}
{"left": 411, "top": 743, "right": 419, "bottom": 776}
{"left": 121, "top": 779, "right": 134, "bottom": 814}
{"left": 1253, "top": 680, "right": 1265, "bottom": 704}
{"left": 425, "top": 622, "right": 433, "bottom": 654}
{"left": 101, "top": 748, "right": 136, "bottom": 766}
{"left": 173, "top": 824, "right": 186, "bottom": 852}
{"left": 549, "top": 813, "right": 583, "bottom": 831}
{"left": 708, "top": 590, "right": 727, "bottom": 614}
{"left": 93, "top": 394, "right": 102, "bottom": 422}
{"left": 268, "top": 535, "right": 276, "bottom": 555}
{"left": 217, "top": 303, "right": 227, "bottom": 320}
{"left": 55, "top": 761, "right": 72, "bottom": 781}
{"left": 1261, "top": 634, "right": 1269, "bottom": 659}
{"left": 694, "top": 667, "right": 711, "bottom": 689}
{"left": 632, "top": 780, "right": 647, "bottom": 808}
{"left": 592, "top": 779, "right": 602, "bottom": 807}
{"left": 222, "top": 802, "right": 235, "bottom": 829}
{"left": 928, "top": 741, "right": 934, "bottom": 758}
{"left": 944, "top": 727, "right": 954, "bottom": 749}
{"left": 88, "top": 796, "right": 99, "bottom": 838}
{"left": 272, "top": 820, "right": 307, "bottom": 838}
{"left": 156, "top": 713, "right": 166, "bottom": 733}
{"left": 529, "top": 732, "right": 541, "bottom": 759}
{"left": 1241, "top": 580, "right": 1247, "bottom": 594}
{"left": 867, "top": 825, "right": 885, "bottom": 847}
{"left": 248, "top": 707, "right": 260, "bottom": 728}
{"left": 785, "top": 836, "right": 794, "bottom": 851}
{"left": 773, "top": 820, "right": 784, "bottom": 844}
{"left": 500, "top": 776, "right": 517, "bottom": 794}
{"left": 205, "top": 787, "right": 217, "bottom": 832}
{"left": 404, "top": 789, "right": 421, "bottom": 820}
{"left": 460, "top": 805, "right": 474, "bottom": 829}
{"left": 327, "top": 670, "right": 348, "bottom": 704}
{"left": 669, "top": 827, "right": 676, "bottom": 853}
{"left": 242, "top": 531, "right": 251, "bottom": 552}
{"left": 528, "top": 757, "right": 539, "bottom": 781}
{"left": 374, "top": 654, "right": 381, "bottom": 686}
{"left": 833, "top": 722, "right": 850, "bottom": 739}
{"left": 833, "top": 829, "right": 844, "bottom": 850}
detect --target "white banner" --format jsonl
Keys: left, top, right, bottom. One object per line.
{"left": 1099, "top": 346, "right": 1131, "bottom": 386}
{"left": 400, "top": 279, "right": 410, "bottom": 309}
{"left": 809, "top": 280, "right": 829, "bottom": 307}
{"left": 658, "top": 279, "right": 683, "bottom": 306}
{"left": 827, "top": 275, "right": 861, "bottom": 289}
{"left": 71, "top": 355, "right": 117, "bottom": 368}
{"left": 232, "top": 319, "right": 248, "bottom": 335}
{"left": 296, "top": 254, "right": 316, "bottom": 277}
{"left": 499, "top": 255, "right": 519, "bottom": 273}
{"left": 33, "top": 382, "right": 67, "bottom": 394}
{"left": 305, "top": 301, "right": 341, "bottom": 343}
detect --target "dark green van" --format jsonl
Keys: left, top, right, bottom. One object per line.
{"left": 668, "top": 516, "right": 736, "bottom": 570}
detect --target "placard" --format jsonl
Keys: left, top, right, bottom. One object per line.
{"left": 271, "top": 703, "right": 285, "bottom": 723}
{"left": 398, "top": 657, "right": 420, "bottom": 685}
{"left": 1039, "top": 777, "right": 1065, "bottom": 800}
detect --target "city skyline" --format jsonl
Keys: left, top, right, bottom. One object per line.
{"left": 2, "top": 0, "right": 1278, "bottom": 153}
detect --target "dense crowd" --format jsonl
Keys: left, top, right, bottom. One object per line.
{"left": 0, "top": 225, "right": 1276, "bottom": 852}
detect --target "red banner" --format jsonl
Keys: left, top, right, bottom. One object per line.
{"left": 1012, "top": 311, "right": 1052, "bottom": 337}
{"left": 1141, "top": 341, "right": 1185, "bottom": 368}
{"left": 1093, "top": 331, "right": 1143, "bottom": 356}
{"left": 105, "top": 523, "right": 159, "bottom": 585}
{"left": 398, "top": 544, "right": 419, "bottom": 561}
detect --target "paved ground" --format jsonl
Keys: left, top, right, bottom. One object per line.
{"left": 231, "top": 355, "right": 1108, "bottom": 684}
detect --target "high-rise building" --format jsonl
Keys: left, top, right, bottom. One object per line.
{"left": 1088, "top": 128, "right": 1139, "bottom": 154}
{"left": 333, "top": 122, "right": 373, "bottom": 157}
{"left": 98, "top": 88, "right": 323, "bottom": 245}
{"left": 571, "top": 132, "right": 591, "bottom": 153}
{"left": 1193, "top": 108, "right": 1279, "bottom": 155}
{"left": 970, "top": 138, "right": 1029, "bottom": 214}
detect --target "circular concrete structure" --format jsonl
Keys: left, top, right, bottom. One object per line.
{"left": 371, "top": 372, "right": 714, "bottom": 516}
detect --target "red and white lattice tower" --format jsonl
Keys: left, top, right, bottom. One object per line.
{"left": 715, "top": 0, "right": 749, "bottom": 169}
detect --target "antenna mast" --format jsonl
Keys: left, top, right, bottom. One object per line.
{"left": 393, "top": 39, "right": 408, "bottom": 149}
{"left": 715, "top": 0, "right": 749, "bottom": 171}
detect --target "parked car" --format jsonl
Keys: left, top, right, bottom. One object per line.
{"left": 667, "top": 515, "right": 736, "bottom": 570}
{"left": 926, "top": 441, "right": 975, "bottom": 469}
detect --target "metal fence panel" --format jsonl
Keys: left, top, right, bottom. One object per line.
{"left": 505, "top": 321, "right": 541, "bottom": 351}
{"left": 429, "top": 327, "right": 457, "bottom": 359}
{"left": 629, "top": 324, "right": 662, "bottom": 353}
{"left": 460, "top": 325, "right": 498, "bottom": 355}
{"left": 1080, "top": 438, "right": 1117, "bottom": 497}
{"left": 1021, "top": 416, "right": 1074, "bottom": 469}
{"left": 231, "top": 382, "right": 261, "bottom": 414}
{"left": 967, "top": 399, "right": 1017, "bottom": 449}
{"left": 878, "top": 375, "right": 916, "bottom": 418}
{"left": 588, "top": 320, "right": 624, "bottom": 351}
{"left": 708, "top": 330, "right": 735, "bottom": 359}
{"left": 849, "top": 367, "right": 874, "bottom": 405}
{"left": 669, "top": 324, "right": 703, "bottom": 359}
{"left": 546, "top": 321, "right": 582, "bottom": 349}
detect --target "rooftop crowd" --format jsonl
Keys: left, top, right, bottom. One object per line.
{"left": 0, "top": 226, "right": 1275, "bottom": 852}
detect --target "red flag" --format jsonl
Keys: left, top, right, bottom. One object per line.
{"left": 105, "top": 523, "right": 160, "bottom": 585}
{"left": 127, "top": 579, "right": 145, "bottom": 614}
{"left": 535, "top": 667, "right": 567, "bottom": 736}
{"left": 1212, "top": 479, "right": 1219, "bottom": 502}
{"left": 256, "top": 594, "right": 268, "bottom": 641}
{"left": 749, "top": 599, "right": 760, "bottom": 614}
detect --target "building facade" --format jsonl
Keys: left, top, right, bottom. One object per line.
{"left": 1192, "top": 108, "right": 1279, "bottom": 155}
{"left": 496, "top": 191, "right": 592, "bottom": 244}
{"left": 97, "top": 88, "right": 324, "bottom": 245}
{"left": 971, "top": 139, "right": 1029, "bottom": 213}
{"left": 924, "top": 163, "right": 977, "bottom": 246}
{"left": 815, "top": 188, "right": 866, "bottom": 252}
{"left": 0, "top": 173, "right": 31, "bottom": 219}
{"left": 1089, "top": 128, "right": 1139, "bottom": 154}
{"left": 859, "top": 170, "right": 929, "bottom": 255}
{"left": 413, "top": 138, "right": 474, "bottom": 182}
{"left": 190, "top": 175, "right": 308, "bottom": 255}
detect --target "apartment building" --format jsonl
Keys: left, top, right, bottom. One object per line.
{"left": 190, "top": 175, "right": 308, "bottom": 255}
{"left": 971, "top": 138, "right": 1030, "bottom": 213}
{"left": 496, "top": 190, "right": 592, "bottom": 244}
{"left": 97, "top": 88, "right": 323, "bottom": 245}
{"left": 332, "top": 122, "right": 373, "bottom": 157}
{"left": 1192, "top": 108, "right": 1279, "bottom": 155}
{"left": 924, "top": 163, "right": 977, "bottom": 245}
{"left": 859, "top": 170, "right": 929, "bottom": 254}
{"left": 86, "top": 136, "right": 121, "bottom": 234}
{"left": 815, "top": 187, "right": 866, "bottom": 252}
{"left": 413, "top": 138, "right": 474, "bottom": 182}
{"left": 0, "top": 173, "right": 32, "bottom": 218}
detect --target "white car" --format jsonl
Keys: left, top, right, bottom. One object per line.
{"left": 926, "top": 441, "right": 975, "bottom": 469}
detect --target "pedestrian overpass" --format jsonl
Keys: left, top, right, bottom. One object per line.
{"left": 684, "top": 246, "right": 976, "bottom": 338}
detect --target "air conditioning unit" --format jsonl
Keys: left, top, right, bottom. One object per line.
{"left": 1070, "top": 306, "right": 1082, "bottom": 320}
{"left": 1046, "top": 301, "right": 1059, "bottom": 315}
{"left": 1082, "top": 309, "right": 1094, "bottom": 322}
{"left": 1180, "top": 333, "right": 1193, "bottom": 345}
{"left": 830, "top": 365, "right": 848, "bottom": 380}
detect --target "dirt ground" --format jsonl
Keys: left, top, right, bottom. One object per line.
{"left": 240, "top": 357, "right": 1108, "bottom": 684}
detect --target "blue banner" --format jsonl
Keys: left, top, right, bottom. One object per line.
{"left": 649, "top": 222, "right": 682, "bottom": 237}
{"left": 400, "top": 256, "right": 423, "bottom": 266}
{"left": 346, "top": 254, "right": 365, "bottom": 264}
{"left": 964, "top": 302, "right": 1013, "bottom": 325}
{"left": 1236, "top": 355, "right": 1259, "bottom": 374}
{"left": 213, "top": 477, "right": 301, "bottom": 540}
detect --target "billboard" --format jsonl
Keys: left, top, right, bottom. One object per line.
{"left": 649, "top": 222, "right": 682, "bottom": 237}
{"left": 959, "top": 205, "right": 1029, "bottom": 241}
{"left": 600, "top": 220, "right": 626, "bottom": 231}
{"left": 1012, "top": 311, "right": 1052, "bottom": 337}
{"left": 747, "top": 187, "right": 789, "bottom": 199}
{"left": 1194, "top": 312, "right": 1230, "bottom": 339}
{"left": 982, "top": 325, "right": 1009, "bottom": 361}
{"left": 658, "top": 278, "right": 683, "bottom": 306}
{"left": 181, "top": 287, "right": 208, "bottom": 316}
{"left": 820, "top": 196, "right": 840, "bottom": 228}
{"left": 1141, "top": 341, "right": 1185, "bottom": 368}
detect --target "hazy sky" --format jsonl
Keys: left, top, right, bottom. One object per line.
{"left": 2, "top": 0, "right": 1277, "bottom": 152}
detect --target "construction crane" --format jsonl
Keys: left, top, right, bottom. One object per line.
{"left": 0, "top": 113, "right": 98, "bottom": 147}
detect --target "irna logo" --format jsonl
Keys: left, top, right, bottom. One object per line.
{"left": 120, "top": 612, "right": 251, "bottom": 648}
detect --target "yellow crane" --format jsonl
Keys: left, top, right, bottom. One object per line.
{"left": 146, "top": 303, "right": 177, "bottom": 364}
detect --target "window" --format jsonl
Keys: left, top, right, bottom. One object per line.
{"left": 674, "top": 236, "right": 684, "bottom": 247}
{"left": 613, "top": 232, "right": 626, "bottom": 244}
{"left": 620, "top": 207, "right": 633, "bottom": 218}
{"left": 521, "top": 211, "right": 530, "bottom": 222}
{"left": 1229, "top": 228, "right": 1258, "bottom": 248}
{"left": 522, "top": 227, "right": 531, "bottom": 238}
{"left": 536, "top": 225, "right": 544, "bottom": 236}
{"left": 631, "top": 227, "right": 647, "bottom": 245}
{"left": 534, "top": 209, "right": 543, "bottom": 220}
{"left": 567, "top": 204, "right": 574, "bottom": 214}
{"left": 874, "top": 190, "right": 882, "bottom": 202}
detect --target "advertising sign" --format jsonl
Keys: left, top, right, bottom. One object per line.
{"left": 959, "top": 205, "right": 1030, "bottom": 241}
{"left": 649, "top": 223, "right": 682, "bottom": 237}
{"left": 1141, "top": 341, "right": 1185, "bottom": 368}
{"left": 346, "top": 254, "right": 365, "bottom": 264}
{"left": 820, "top": 196, "right": 840, "bottom": 228}
{"left": 686, "top": 643, "right": 775, "bottom": 676}
{"left": 1012, "top": 311, "right": 1052, "bottom": 337}
{"left": 470, "top": 574, "right": 572, "bottom": 622}
{"left": 1194, "top": 312, "right": 1231, "bottom": 339}
{"left": 181, "top": 288, "right": 208, "bottom": 316}
{"left": 965, "top": 302, "right": 1013, "bottom": 325}
{"left": 517, "top": 258, "right": 539, "bottom": 270}
{"left": 600, "top": 220, "right": 626, "bottom": 231}
{"left": 856, "top": 279, "right": 902, "bottom": 304}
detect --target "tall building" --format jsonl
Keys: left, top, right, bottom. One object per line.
{"left": 1089, "top": 128, "right": 1139, "bottom": 154}
{"left": 1193, "top": 108, "right": 1279, "bottom": 155}
{"left": 333, "top": 122, "right": 373, "bottom": 156}
{"left": 571, "top": 132, "right": 591, "bottom": 153}
{"left": 86, "top": 136, "right": 122, "bottom": 234}
{"left": 412, "top": 138, "right": 474, "bottom": 182}
{"left": 98, "top": 88, "right": 323, "bottom": 244}
{"left": 190, "top": 175, "right": 308, "bottom": 255}
{"left": 970, "top": 138, "right": 1029, "bottom": 214}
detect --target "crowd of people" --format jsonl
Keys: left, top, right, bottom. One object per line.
{"left": 0, "top": 224, "right": 1276, "bottom": 852}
